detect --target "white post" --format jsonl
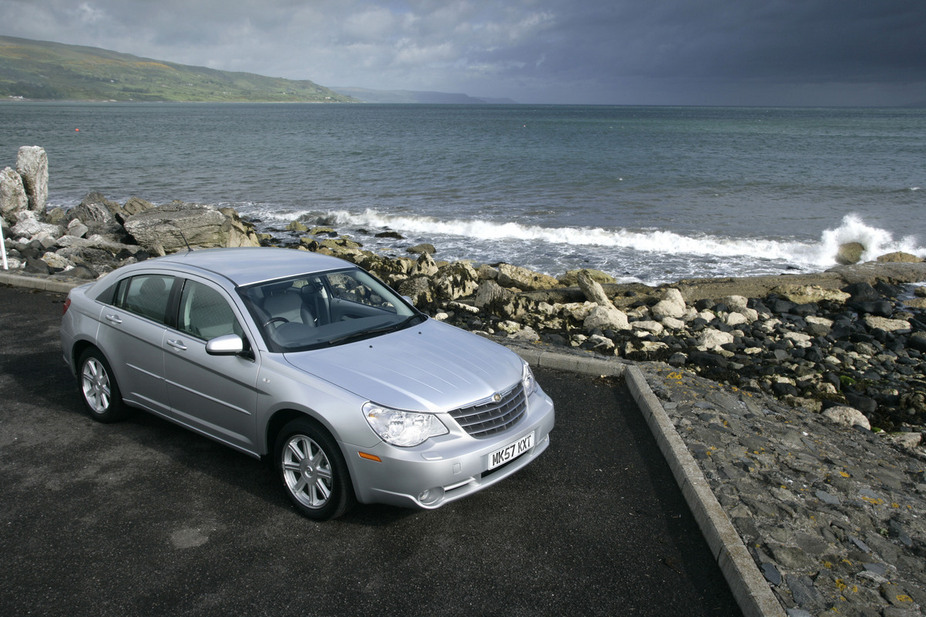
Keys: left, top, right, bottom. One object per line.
{"left": 0, "top": 217, "right": 8, "bottom": 270}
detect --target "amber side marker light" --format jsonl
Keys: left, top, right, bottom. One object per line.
{"left": 358, "top": 451, "right": 382, "bottom": 462}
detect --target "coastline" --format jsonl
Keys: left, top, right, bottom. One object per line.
{"left": 3, "top": 187, "right": 926, "bottom": 432}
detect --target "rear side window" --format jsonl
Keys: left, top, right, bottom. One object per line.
{"left": 115, "top": 274, "right": 175, "bottom": 324}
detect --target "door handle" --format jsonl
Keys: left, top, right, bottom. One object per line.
{"left": 166, "top": 339, "right": 188, "bottom": 351}
{"left": 104, "top": 314, "right": 123, "bottom": 325}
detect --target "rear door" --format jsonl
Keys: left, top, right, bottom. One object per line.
{"left": 95, "top": 273, "right": 176, "bottom": 415}
{"left": 162, "top": 278, "right": 261, "bottom": 454}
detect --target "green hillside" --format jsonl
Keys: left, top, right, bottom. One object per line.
{"left": 0, "top": 35, "right": 355, "bottom": 103}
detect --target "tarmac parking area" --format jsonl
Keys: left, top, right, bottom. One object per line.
{"left": 0, "top": 285, "right": 741, "bottom": 616}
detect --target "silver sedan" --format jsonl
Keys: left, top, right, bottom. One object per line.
{"left": 60, "top": 247, "right": 555, "bottom": 520}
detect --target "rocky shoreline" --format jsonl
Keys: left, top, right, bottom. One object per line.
{"left": 3, "top": 147, "right": 926, "bottom": 437}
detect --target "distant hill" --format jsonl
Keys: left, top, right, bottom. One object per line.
{"left": 0, "top": 35, "right": 355, "bottom": 103}
{"left": 333, "top": 87, "right": 517, "bottom": 105}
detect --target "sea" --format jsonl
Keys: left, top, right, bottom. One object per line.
{"left": 2, "top": 102, "right": 924, "bottom": 285}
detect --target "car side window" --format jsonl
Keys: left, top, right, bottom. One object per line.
{"left": 177, "top": 280, "right": 242, "bottom": 341}
{"left": 116, "top": 274, "right": 175, "bottom": 324}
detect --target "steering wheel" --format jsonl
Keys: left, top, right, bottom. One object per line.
{"left": 263, "top": 316, "right": 290, "bottom": 328}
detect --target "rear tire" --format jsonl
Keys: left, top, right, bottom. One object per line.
{"left": 77, "top": 348, "right": 128, "bottom": 423}
{"left": 274, "top": 418, "right": 355, "bottom": 520}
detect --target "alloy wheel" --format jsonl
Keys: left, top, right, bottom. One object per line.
{"left": 281, "top": 434, "right": 334, "bottom": 509}
{"left": 81, "top": 356, "right": 112, "bottom": 414}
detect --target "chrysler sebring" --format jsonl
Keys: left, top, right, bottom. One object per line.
{"left": 60, "top": 247, "right": 555, "bottom": 520}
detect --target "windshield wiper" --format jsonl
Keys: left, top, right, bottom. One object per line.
{"left": 327, "top": 315, "right": 423, "bottom": 346}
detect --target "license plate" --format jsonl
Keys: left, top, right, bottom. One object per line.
{"left": 488, "top": 432, "right": 535, "bottom": 470}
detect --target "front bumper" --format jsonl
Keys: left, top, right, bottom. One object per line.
{"left": 345, "top": 387, "right": 555, "bottom": 509}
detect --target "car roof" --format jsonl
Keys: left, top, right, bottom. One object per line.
{"left": 153, "top": 247, "right": 353, "bottom": 287}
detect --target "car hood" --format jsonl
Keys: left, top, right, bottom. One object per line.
{"left": 282, "top": 319, "right": 524, "bottom": 412}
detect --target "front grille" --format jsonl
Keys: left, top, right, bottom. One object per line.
{"left": 449, "top": 384, "right": 527, "bottom": 438}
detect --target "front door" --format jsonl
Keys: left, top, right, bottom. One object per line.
{"left": 162, "top": 278, "right": 261, "bottom": 454}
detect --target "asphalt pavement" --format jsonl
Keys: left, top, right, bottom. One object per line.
{"left": 0, "top": 283, "right": 742, "bottom": 616}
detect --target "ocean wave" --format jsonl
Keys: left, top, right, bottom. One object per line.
{"left": 261, "top": 208, "right": 924, "bottom": 269}
{"left": 817, "top": 213, "right": 924, "bottom": 263}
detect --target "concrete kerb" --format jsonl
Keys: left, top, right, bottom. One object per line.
{"left": 512, "top": 346, "right": 626, "bottom": 378}
{"left": 0, "top": 271, "right": 83, "bottom": 294}
{"left": 510, "top": 343, "right": 786, "bottom": 617}
{"left": 0, "top": 271, "right": 782, "bottom": 616}
{"left": 624, "top": 365, "right": 786, "bottom": 617}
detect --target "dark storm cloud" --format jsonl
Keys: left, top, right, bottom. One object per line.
{"left": 477, "top": 1, "right": 926, "bottom": 102}
{"left": 2, "top": 0, "right": 924, "bottom": 105}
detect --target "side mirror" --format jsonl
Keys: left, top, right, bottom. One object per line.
{"left": 205, "top": 334, "right": 246, "bottom": 356}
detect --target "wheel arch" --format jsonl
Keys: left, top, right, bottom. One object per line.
{"left": 70, "top": 339, "right": 101, "bottom": 374}
{"left": 264, "top": 408, "right": 344, "bottom": 460}
{"left": 265, "top": 408, "right": 313, "bottom": 456}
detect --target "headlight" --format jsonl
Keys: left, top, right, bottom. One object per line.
{"left": 521, "top": 362, "right": 537, "bottom": 397}
{"left": 363, "top": 402, "right": 449, "bottom": 447}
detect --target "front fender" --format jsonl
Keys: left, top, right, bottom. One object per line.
{"left": 254, "top": 355, "right": 381, "bottom": 457}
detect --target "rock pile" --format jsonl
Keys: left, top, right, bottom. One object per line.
{"left": 1, "top": 146, "right": 47, "bottom": 220}
{"left": 1, "top": 149, "right": 260, "bottom": 279}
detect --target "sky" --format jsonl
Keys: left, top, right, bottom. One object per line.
{"left": 2, "top": 0, "right": 925, "bottom": 106}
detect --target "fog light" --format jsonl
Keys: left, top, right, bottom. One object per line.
{"left": 418, "top": 487, "right": 445, "bottom": 506}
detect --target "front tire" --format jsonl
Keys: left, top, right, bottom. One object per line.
{"left": 274, "top": 419, "right": 355, "bottom": 520}
{"left": 77, "top": 348, "right": 128, "bottom": 423}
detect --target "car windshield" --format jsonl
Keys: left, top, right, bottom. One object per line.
{"left": 238, "top": 267, "right": 424, "bottom": 352}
